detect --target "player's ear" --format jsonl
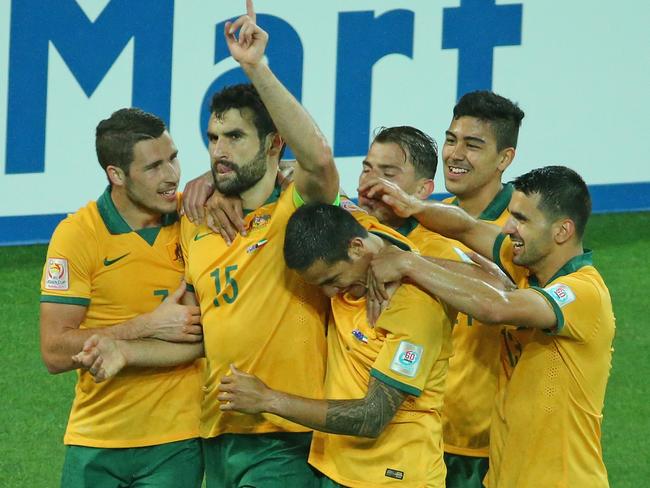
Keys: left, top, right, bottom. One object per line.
{"left": 553, "top": 218, "right": 575, "bottom": 244}
{"left": 347, "top": 237, "right": 366, "bottom": 260}
{"left": 497, "top": 147, "right": 515, "bottom": 173}
{"left": 415, "top": 178, "right": 434, "bottom": 200}
{"left": 267, "top": 133, "right": 284, "bottom": 158}
{"left": 107, "top": 165, "right": 126, "bottom": 187}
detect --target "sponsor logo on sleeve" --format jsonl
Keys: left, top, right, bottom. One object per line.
{"left": 390, "top": 341, "right": 423, "bottom": 378}
{"left": 45, "top": 258, "right": 69, "bottom": 290}
{"left": 545, "top": 283, "right": 576, "bottom": 308}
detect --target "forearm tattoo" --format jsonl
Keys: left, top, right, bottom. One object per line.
{"left": 325, "top": 377, "right": 407, "bottom": 438}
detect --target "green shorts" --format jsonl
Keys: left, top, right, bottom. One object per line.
{"left": 61, "top": 438, "right": 203, "bottom": 488}
{"left": 444, "top": 452, "right": 489, "bottom": 488}
{"left": 202, "top": 432, "right": 318, "bottom": 488}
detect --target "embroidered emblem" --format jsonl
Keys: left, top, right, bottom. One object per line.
{"left": 390, "top": 341, "right": 423, "bottom": 378}
{"left": 45, "top": 258, "right": 69, "bottom": 290}
{"left": 246, "top": 239, "right": 269, "bottom": 254}
{"left": 545, "top": 283, "right": 576, "bottom": 308}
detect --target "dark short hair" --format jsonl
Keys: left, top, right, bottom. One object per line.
{"left": 453, "top": 91, "right": 525, "bottom": 151}
{"left": 513, "top": 166, "right": 591, "bottom": 239}
{"left": 95, "top": 108, "right": 166, "bottom": 174}
{"left": 210, "top": 83, "right": 279, "bottom": 146}
{"left": 373, "top": 126, "right": 438, "bottom": 179}
{"left": 284, "top": 204, "right": 369, "bottom": 271}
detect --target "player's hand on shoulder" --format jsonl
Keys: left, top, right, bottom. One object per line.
{"left": 72, "top": 335, "right": 126, "bottom": 383}
{"left": 205, "top": 191, "right": 246, "bottom": 246}
{"left": 224, "top": 0, "right": 268, "bottom": 67}
{"left": 145, "top": 281, "right": 203, "bottom": 343}
{"left": 182, "top": 171, "right": 214, "bottom": 224}
{"left": 217, "top": 364, "right": 270, "bottom": 414}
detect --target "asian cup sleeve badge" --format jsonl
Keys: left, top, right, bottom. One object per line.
{"left": 246, "top": 238, "right": 269, "bottom": 254}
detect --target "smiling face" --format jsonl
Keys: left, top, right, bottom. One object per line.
{"left": 121, "top": 131, "right": 180, "bottom": 216}
{"left": 442, "top": 116, "right": 511, "bottom": 200}
{"left": 207, "top": 108, "right": 270, "bottom": 196}
{"left": 502, "top": 190, "right": 555, "bottom": 268}
{"left": 358, "top": 141, "right": 432, "bottom": 226}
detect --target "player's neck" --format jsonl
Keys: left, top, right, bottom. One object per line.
{"left": 240, "top": 162, "right": 279, "bottom": 210}
{"left": 456, "top": 179, "right": 504, "bottom": 218}
{"left": 530, "top": 242, "right": 585, "bottom": 286}
{"left": 110, "top": 188, "right": 161, "bottom": 230}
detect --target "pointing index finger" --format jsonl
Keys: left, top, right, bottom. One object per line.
{"left": 246, "top": 0, "right": 256, "bottom": 23}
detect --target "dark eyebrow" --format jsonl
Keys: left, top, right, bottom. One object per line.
{"left": 144, "top": 159, "right": 163, "bottom": 170}
{"left": 463, "top": 136, "right": 486, "bottom": 145}
{"left": 511, "top": 210, "right": 527, "bottom": 221}
{"left": 224, "top": 129, "right": 245, "bottom": 138}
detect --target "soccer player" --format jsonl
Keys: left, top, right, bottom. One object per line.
{"left": 360, "top": 91, "right": 524, "bottom": 487}
{"left": 75, "top": 2, "right": 340, "bottom": 486}
{"left": 40, "top": 108, "right": 204, "bottom": 487}
{"left": 364, "top": 166, "right": 615, "bottom": 487}
{"left": 217, "top": 203, "right": 454, "bottom": 487}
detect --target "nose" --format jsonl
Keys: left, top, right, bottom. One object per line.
{"left": 502, "top": 217, "right": 517, "bottom": 235}
{"left": 358, "top": 167, "right": 379, "bottom": 187}
{"left": 210, "top": 138, "right": 228, "bottom": 162}
{"left": 322, "top": 285, "right": 339, "bottom": 298}
{"left": 162, "top": 160, "right": 180, "bottom": 182}
{"left": 446, "top": 142, "right": 465, "bottom": 162}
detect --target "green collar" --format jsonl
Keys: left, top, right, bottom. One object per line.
{"left": 449, "top": 182, "right": 513, "bottom": 221}
{"left": 528, "top": 250, "right": 594, "bottom": 287}
{"left": 369, "top": 230, "right": 412, "bottom": 252}
{"left": 96, "top": 186, "right": 178, "bottom": 245}
{"left": 394, "top": 217, "right": 419, "bottom": 238}
{"left": 243, "top": 184, "right": 282, "bottom": 217}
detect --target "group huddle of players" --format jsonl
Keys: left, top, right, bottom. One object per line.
{"left": 39, "top": 2, "right": 614, "bottom": 487}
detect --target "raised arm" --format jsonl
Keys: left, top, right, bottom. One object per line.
{"left": 359, "top": 177, "right": 501, "bottom": 258}
{"left": 40, "top": 281, "right": 202, "bottom": 374}
{"left": 368, "top": 246, "right": 556, "bottom": 329}
{"left": 224, "top": 0, "right": 339, "bottom": 204}
{"left": 218, "top": 366, "right": 406, "bottom": 439}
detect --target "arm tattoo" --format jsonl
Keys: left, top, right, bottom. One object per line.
{"left": 324, "top": 377, "right": 407, "bottom": 438}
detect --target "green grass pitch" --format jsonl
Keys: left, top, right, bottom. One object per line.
{"left": 1, "top": 211, "right": 648, "bottom": 486}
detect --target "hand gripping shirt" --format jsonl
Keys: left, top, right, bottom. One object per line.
{"left": 441, "top": 183, "right": 513, "bottom": 457}
{"left": 486, "top": 234, "right": 615, "bottom": 488}
{"left": 40, "top": 188, "right": 203, "bottom": 448}
{"left": 180, "top": 183, "right": 329, "bottom": 438}
{"left": 308, "top": 214, "right": 454, "bottom": 488}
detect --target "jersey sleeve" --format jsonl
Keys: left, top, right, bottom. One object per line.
{"left": 530, "top": 275, "right": 603, "bottom": 343}
{"left": 292, "top": 185, "right": 340, "bottom": 209}
{"left": 492, "top": 233, "right": 530, "bottom": 287}
{"left": 370, "top": 286, "right": 448, "bottom": 397}
{"left": 40, "top": 218, "right": 95, "bottom": 306}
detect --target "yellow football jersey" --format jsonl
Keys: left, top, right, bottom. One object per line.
{"left": 441, "top": 184, "right": 513, "bottom": 457}
{"left": 486, "top": 234, "right": 614, "bottom": 488}
{"left": 308, "top": 216, "right": 454, "bottom": 488}
{"left": 40, "top": 188, "right": 203, "bottom": 448}
{"left": 180, "top": 183, "right": 329, "bottom": 439}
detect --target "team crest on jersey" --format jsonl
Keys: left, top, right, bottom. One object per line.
{"left": 247, "top": 214, "right": 271, "bottom": 232}
{"left": 545, "top": 283, "right": 576, "bottom": 308}
{"left": 390, "top": 341, "right": 423, "bottom": 378}
{"left": 45, "top": 258, "right": 69, "bottom": 290}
